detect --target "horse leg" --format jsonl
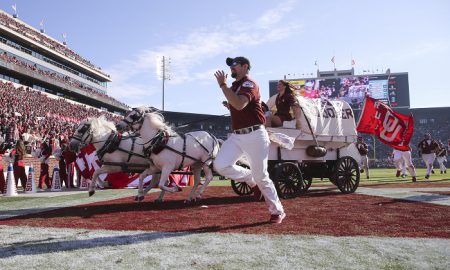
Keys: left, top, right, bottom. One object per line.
{"left": 196, "top": 166, "right": 214, "bottom": 200}
{"left": 158, "top": 167, "right": 181, "bottom": 193}
{"left": 142, "top": 173, "right": 160, "bottom": 195}
{"left": 185, "top": 167, "right": 202, "bottom": 204}
{"left": 143, "top": 173, "right": 167, "bottom": 203}
{"left": 90, "top": 166, "right": 120, "bottom": 197}
{"left": 155, "top": 189, "right": 166, "bottom": 203}
{"left": 136, "top": 164, "right": 160, "bottom": 201}
{"left": 135, "top": 168, "right": 153, "bottom": 202}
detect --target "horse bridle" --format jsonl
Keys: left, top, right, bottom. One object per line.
{"left": 122, "top": 107, "right": 158, "bottom": 131}
{"left": 121, "top": 110, "right": 144, "bottom": 131}
{"left": 70, "top": 123, "right": 93, "bottom": 145}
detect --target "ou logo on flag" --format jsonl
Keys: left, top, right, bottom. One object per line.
{"left": 375, "top": 106, "right": 403, "bottom": 143}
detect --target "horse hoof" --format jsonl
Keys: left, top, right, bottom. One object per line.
{"left": 138, "top": 196, "right": 145, "bottom": 202}
{"left": 154, "top": 199, "right": 163, "bottom": 204}
{"left": 88, "top": 191, "right": 95, "bottom": 197}
{"left": 184, "top": 199, "right": 192, "bottom": 204}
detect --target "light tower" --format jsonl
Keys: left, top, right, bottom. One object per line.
{"left": 157, "top": 56, "right": 171, "bottom": 111}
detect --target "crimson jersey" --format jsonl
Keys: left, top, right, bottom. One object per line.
{"left": 356, "top": 142, "right": 369, "bottom": 156}
{"left": 418, "top": 139, "right": 439, "bottom": 154}
{"left": 229, "top": 76, "right": 265, "bottom": 130}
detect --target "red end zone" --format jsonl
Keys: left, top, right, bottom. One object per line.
{"left": 1, "top": 186, "right": 449, "bottom": 238}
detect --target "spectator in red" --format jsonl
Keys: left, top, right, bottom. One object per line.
{"left": 0, "top": 140, "right": 8, "bottom": 193}
{"left": 38, "top": 141, "right": 52, "bottom": 190}
{"left": 10, "top": 139, "right": 27, "bottom": 190}
{"left": 62, "top": 145, "right": 77, "bottom": 188}
{"left": 56, "top": 139, "right": 76, "bottom": 188}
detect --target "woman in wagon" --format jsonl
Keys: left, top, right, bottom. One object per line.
{"left": 265, "top": 80, "right": 301, "bottom": 129}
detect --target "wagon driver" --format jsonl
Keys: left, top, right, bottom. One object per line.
{"left": 214, "top": 56, "right": 286, "bottom": 224}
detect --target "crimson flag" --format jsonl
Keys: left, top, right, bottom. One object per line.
{"left": 357, "top": 97, "right": 414, "bottom": 151}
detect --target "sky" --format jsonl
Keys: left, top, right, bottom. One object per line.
{"left": 1, "top": 0, "right": 450, "bottom": 115}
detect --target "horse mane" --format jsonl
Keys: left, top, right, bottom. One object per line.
{"left": 89, "top": 115, "right": 117, "bottom": 137}
{"left": 144, "top": 111, "right": 175, "bottom": 135}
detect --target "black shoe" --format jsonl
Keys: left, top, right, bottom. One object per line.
{"left": 360, "top": 168, "right": 364, "bottom": 173}
{"left": 396, "top": 170, "right": 401, "bottom": 177}
{"left": 412, "top": 176, "right": 417, "bottom": 182}
{"left": 431, "top": 170, "right": 435, "bottom": 174}
{"left": 441, "top": 171, "right": 443, "bottom": 174}
{"left": 425, "top": 175, "right": 430, "bottom": 179}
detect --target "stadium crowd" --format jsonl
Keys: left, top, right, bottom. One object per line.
{"left": 0, "top": 81, "right": 121, "bottom": 150}
{"left": 0, "top": 50, "right": 128, "bottom": 109}
{"left": 0, "top": 11, "right": 108, "bottom": 77}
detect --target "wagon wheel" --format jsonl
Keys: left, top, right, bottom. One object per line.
{"left": 303, "top": 175, "right": 313, "bottom": 190}
{"left": 329, "top": 174, "right": 338, "bottom": 186}
{"left": 273, "top": 162, "right": 310, "bottom": 199}
{"left": 230, "top": 180, "right": 252, "bottom": 196}
{"left": 333, "top": 156, "right": 360, "bottom": 193}
{"left": 230, "top": 163, "right": 252, "bottom": 196}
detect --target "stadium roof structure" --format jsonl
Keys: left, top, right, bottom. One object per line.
{"left": 0, "top": 9, "right": 129, "bottom": 113}
{"left": 0, "top": 9, "right": 109, "bottom": 81}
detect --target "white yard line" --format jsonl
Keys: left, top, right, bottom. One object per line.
{"left": 0, "top": 225, "right": 448, "bottom": 270}
{"left": 356, "top": 187, "right": 450, "bottom": 206}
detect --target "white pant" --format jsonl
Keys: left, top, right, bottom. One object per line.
{"left": 422, "top": 153, "right": 436, "bottom": 176}
{"left": 397, "top": 159, "right": 407, "bottom": 175}
{"left": 360, "top": 155, "right": 369, "bottom": 177}
{"left": 214, "top": 127, "right": 284, "bottom": 215}
{"left": 436, "top": 156, "right": 447, "bottom": 172}
{"left": 393, "top": 150, "right": 416, "bottom": 177}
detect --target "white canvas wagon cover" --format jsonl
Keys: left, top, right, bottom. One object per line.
{"left": 295, "top": 96, "right": 357, "bottom": 137}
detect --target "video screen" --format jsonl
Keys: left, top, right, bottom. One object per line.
{"left": 269, "top": 73, "right": 409, "bottom": 110}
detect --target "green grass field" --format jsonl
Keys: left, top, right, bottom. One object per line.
{"left": 209, "top": 168, "right": 450, "bottom": 187}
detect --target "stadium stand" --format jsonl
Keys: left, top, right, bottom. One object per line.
{"left": 0, "top": 80, "right": 121, "bottom": 146}
{"left": 0, "top": 11, "right": 107, "bottom": 76}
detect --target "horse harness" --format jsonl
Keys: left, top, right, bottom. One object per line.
{"left": 72, "top": 123, "right": 148, "bottom": 168}
{"left": 144, "top": 130, "right": 218, "bottom": 171}
{"left": 95, "top": 131, "right": 148, "bottom": 162}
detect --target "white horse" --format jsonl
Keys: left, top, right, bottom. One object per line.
{"left": 116, "top": 108, "right": 220, "bottom": 203}
{"left": 69, "top": 116, "right": 158, "bottom": 197}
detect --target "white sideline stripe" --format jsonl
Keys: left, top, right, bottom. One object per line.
{"left": 356, "top": 187, "right": 450, "bottom": 206}
{"left": 1, "top": 225, "right": 449, "bottom": 269}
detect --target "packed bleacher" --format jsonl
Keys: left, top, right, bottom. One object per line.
{"left": 0, "top": 11, "right": 108, "bottom": 77}
{"left": 0, "top": 50, "right": 128, "bottom": 109}
{"left": 0, "top": 80, "right": 121, "bottom": 150}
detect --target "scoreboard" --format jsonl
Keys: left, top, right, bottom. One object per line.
{"left": 268, "top": 72, "right": 410, "bottom": 110}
